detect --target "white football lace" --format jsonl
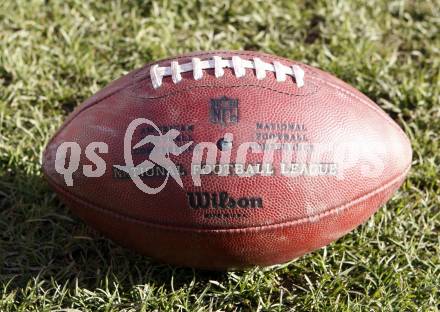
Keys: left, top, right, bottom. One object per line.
{"left": 150, "top": 55, "right": 305, "bottom": 89}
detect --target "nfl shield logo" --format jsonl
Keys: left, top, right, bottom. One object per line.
{"left": 210, "top": 96, "right": 239, "bottom": 125}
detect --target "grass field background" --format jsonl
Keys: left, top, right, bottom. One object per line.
{"left": 0, "top": 0, "right": 439, "bottom": 311}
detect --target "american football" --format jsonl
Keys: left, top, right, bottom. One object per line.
{"left": 42, "top": 50, "right": 412, "bottom": 269}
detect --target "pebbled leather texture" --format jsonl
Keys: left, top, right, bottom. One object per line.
{"left": 43, "top": 50, "right": 412, "bottom": 269}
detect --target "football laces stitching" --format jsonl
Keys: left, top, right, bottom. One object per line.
{"left": 150, "top": 55, "right": 305, "bottom": 89}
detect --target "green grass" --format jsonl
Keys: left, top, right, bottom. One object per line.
{"left": 0, "top": 0, "right": 439, "bottom": 311}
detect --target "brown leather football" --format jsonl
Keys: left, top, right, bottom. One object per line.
{"left": 43, "top": 50, "right": 412, "bottom": 269}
